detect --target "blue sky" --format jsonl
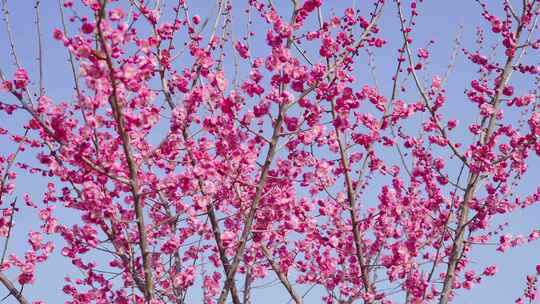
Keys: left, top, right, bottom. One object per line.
{"left": 0, "top": 0, "right": 539, "bottom": 303}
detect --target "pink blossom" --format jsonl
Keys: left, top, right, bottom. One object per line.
{"left": 234, "top": 41, "right": 250, "bottom": 59}
{"left": 14, "top": 68, "right": 29, "bottom": 89}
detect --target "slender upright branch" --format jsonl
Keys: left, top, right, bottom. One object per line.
{"left": 435, "top": 7, "right": 527, "bottom": 304}
{"left": 96, "top": 1, "right": 154, "bottom": 300}
{"left": 35, "top": 0, "right": 44, "bottom": 96}
{"left": 217, "top": 2, "right": 300, "bottom": 302}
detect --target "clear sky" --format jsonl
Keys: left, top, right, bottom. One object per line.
{"left": 0, "top": 0, "right": 539, "bottom": 303}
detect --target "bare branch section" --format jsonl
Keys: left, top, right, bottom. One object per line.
{"left": 0, "top": 272, "right": 29, "bottom": 304}
{"left": 261, "top": 244, "right": 303, "bottom": 304}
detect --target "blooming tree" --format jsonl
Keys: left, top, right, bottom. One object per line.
{"left": 0, "top": 0, "right": 540, "bottom": 303}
